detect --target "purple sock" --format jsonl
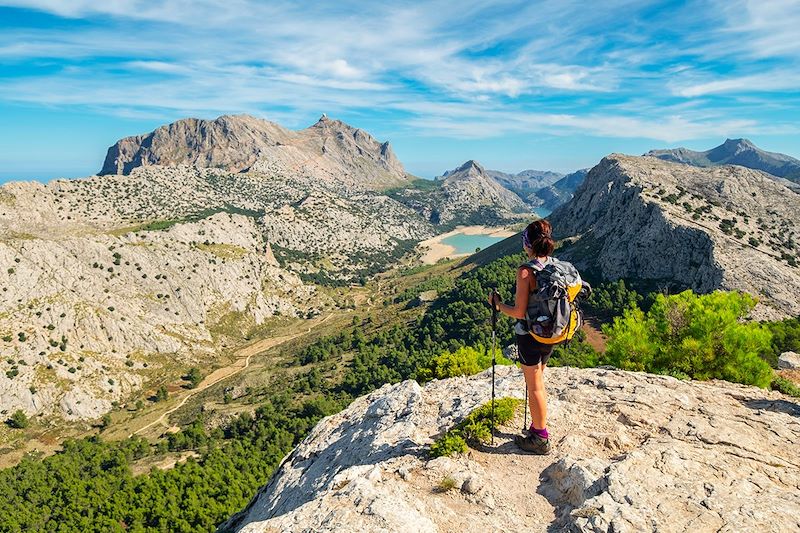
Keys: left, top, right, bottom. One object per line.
{"left": 530, "top": 425, "right": 549, "bottom": 439}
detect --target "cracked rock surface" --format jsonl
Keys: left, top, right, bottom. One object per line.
{"left": 222, "top": 366, "right": 800, "bottom": 533}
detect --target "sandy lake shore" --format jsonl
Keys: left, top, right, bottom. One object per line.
{"left": 417, "top": 225, "right": 517, "bottom": 264}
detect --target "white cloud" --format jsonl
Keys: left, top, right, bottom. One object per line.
{"left": 0, "top": 0, "right": 796, "bottom": 145}
{"left": 673, "top": 72, "right": 800, "bottom": 97}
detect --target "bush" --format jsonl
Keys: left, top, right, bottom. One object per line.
{"left": 183, "top": 367, "right": 202, "bottom": 389}
{"left": 429, "top": 432, "right": 467, "bottom": 458}
{"left": 154, "top": 386, "right": 169, "bottom": 402}
{"left": 603, "top": 290, "right": 773, "bottom": 388}
{"left": 437, "top": 475, "right": 459, "bottom": 492}
{"left": 550, "top": 337, "right": 600, "bottom": 368}
{"left": 7, "top": 410, "right": 28, "bottom": 429}
{"left": 418, "top": 345, "right": 513, "bottom": 381}
{"left": 586, "top": 279, "right": 643, "bottom": 317}
{"left": 430, "top": 398, "right": 521, "bottom": 457}
{"left": 771, "top": 376, "right": 800, "bottom": 398}
{"left": 760, "top": 317, "right": 800, "bottom": 368}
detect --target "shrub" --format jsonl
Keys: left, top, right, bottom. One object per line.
{"left": 429, "top": 432, "right": 467, "bottom": 458}
{"left": 550, "top": 337, "right": 600, "bottom": 368}
{"left": 603, "top": 290, "right": 773, "bottom": 388}
{"left": 771, "top": 376, "right": 800, "bottom": 398}
{"left": 184, "top": 367, "right": 202, "bottom": 389}
{"left": 155, "top": 386, "right": 168, "bottom": 402}
{"left": 436, "top": 475, "right": 459, "bottom": 492}
{"left": 586, "top": 279, "right": 643, "bottom": 317}
{"left": 430, "top": 398, "right": 521, "bottom": 457}
{"left": 418, "top": 345, "right": 513, "bottom": 381}
{"left": 760, "top": 317, "right": 800, "bottom": 367}
{"left": 7, "top": 409, "right": 28, "bottom": 429}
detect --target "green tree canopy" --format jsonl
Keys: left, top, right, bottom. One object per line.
{"left": 603, "top": 290, "right": 773, "bottom": 387}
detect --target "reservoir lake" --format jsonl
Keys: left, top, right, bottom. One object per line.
{"left": 440, "top": 232, "right": 506, "bottom": 254}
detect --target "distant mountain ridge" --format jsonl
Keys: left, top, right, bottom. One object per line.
{"left": 100, "top": 114, "right": 410, "bottom": 190}
{"left": 429, "top": 162, "right": 586, "bottom": 218}
{"left": 646, "top": 138, "right": 800, "bottom": 183}
{"left": 532, "top": 169, "right": 589, "bottom": 212}
{"left": 484, "top": 168, "right": 563, "bottom": 196}
{"left": 392, "top": 160, "right": 531, "bottom": 227}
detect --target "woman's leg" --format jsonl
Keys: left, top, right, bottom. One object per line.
{"left": 521, "top": 363, "right": 547, "bottom": 430}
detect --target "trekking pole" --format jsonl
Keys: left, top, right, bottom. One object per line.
{"left": 523, "top": 387, "right": 528, "bottom": 433}
{"left": 491, "top": 288, "right": 498, "bottom": 445}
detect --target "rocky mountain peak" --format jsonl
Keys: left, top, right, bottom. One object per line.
{"left": 99, "top": 113, "right": 409, "bottom": 189}
{"left": 455, "top": 159, "right": 485, "bottom": 174}
{"left": 722, "top": 137, "right": 754, "bottom": 149}
{"left": 550, "top": 154, "right": 800, "bottom": 318}
{"left": 645, "top": 138, "right": 800, "bottom": 182}
{"left": 223, "top": 366, "right": 800, "bottom": 532}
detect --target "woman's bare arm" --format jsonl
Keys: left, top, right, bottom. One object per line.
{"left": 488, "top": 267, "right": 533, "bottom": 320}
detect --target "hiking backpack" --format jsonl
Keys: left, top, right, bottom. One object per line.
{"left": 521, "top": 257, "right": 590, "bottom": 345}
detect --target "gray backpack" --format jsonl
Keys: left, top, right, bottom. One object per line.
{"left": 521, "top": 257, "right": 589, "bottom": 345}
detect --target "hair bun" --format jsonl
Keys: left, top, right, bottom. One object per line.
{"left": 525, "top": 219, "right": 555, "bottom": 256}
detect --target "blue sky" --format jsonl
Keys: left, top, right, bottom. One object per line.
{"left": 0, "top": 0, "right": 799, "bottom": 182}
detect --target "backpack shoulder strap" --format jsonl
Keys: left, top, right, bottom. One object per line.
{"left": 520, "top": 258, "right": 547, "bottom": 272}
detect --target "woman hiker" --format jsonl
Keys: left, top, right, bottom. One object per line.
{"left": 488, "top": 219, "right": 554, "bottom": 455}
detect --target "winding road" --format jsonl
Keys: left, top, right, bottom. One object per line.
{"left": 130, "top": 313, "right": 333, "bottom": 438}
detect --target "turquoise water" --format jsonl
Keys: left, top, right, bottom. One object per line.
{"left": 533, "top": 207, "right": 551, "bottom": 218}
{"left": 441, "top": 232, "right": 505, "bottom": 254}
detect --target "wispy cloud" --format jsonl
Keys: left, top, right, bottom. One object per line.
{"left": 0, "top": 0, "right": 798, "bottom": 147}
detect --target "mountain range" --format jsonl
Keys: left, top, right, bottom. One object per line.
{"left": 646, "top": 138, "right": 800, "bottom": 184}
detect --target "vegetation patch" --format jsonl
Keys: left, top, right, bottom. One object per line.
{"left": 196, "top": 243, "right": 249, "bottom": 260}
{"left": 603, "top": 290, "right": 773, "bottom": 388}
{"left": 772, "top": 376, "right": 800, "bottom": 398}
{"left": 430, "top": 398, "right": 521, "bottom": 457}
{"left": 418, "top": 345, "right": 513, "bottom": 381}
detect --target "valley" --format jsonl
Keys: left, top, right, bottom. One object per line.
{"left": 1, "top": 114, "right": 799, "bottom": 533}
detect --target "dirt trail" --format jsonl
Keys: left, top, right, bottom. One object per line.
{"left": 130, "top": 313, "right": 333, "bottom": 437}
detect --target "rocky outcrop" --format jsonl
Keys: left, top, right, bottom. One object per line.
{"left": 222, "top": 365, "right": 800, "bottom": 532}
{"left": 549, "top": 154, "right": 800, "bottom": 318}
{"left": 100, "top": 114, "right": 410, "bottom": 190}
{"left": 646, "top": 138, "right": 800, "bottom": 184}
{"left": 779, "top": 352, "right": 800, "bottom": 370}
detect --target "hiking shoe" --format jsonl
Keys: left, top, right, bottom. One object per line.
{"left": 515, "top": 433, "right": 551, "bottom": 455}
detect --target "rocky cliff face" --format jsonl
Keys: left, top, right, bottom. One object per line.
{"left": 222, "top": 365, "right": 800, "bottom": 532}
{"left": 549, "top": 154, "right": 800, "bottom": 319}
{"left": 646, "top": 138, "right": 800, "bottom": 183}
{"left": 100, "top": 114, "right": 410, "bottom": 190}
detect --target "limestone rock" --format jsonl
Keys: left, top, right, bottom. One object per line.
{"left": 550, "top": 154, "right": 800, "bottom": 318}
{"left": 779, "top": 351, "right": 800, "bottom": 370}
{"left": 222, "top": 366, "right": 800, "bottom": 532}
{"left": 100, "top": 114, "right": 410, "bottom": 190}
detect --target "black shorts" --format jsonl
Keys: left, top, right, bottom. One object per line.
{"left": 516, "top": 334, "right": 554, "bottom": 366}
